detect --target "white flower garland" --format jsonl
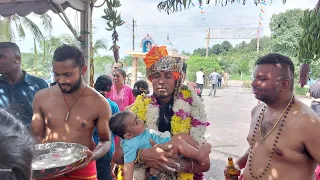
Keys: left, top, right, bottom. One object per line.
{"left": 132, "top": 87, "right": 208, "bottom": 180}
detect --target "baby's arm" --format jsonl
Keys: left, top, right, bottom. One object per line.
{"left": 124, "top": 161, "right": 135, "bottom": 180}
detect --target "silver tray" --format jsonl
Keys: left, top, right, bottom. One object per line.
{"left": 32, "top": 142, "right": 88, "bottom": 179}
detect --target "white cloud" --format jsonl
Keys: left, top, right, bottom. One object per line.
{"left": 18, "top": 0, "right": 317, "bottom": 57}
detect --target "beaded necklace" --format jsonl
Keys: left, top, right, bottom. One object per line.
{"left": 248, "top": 96, "right": 295, "bottom": 179}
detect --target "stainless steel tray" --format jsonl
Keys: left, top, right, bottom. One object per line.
{"left": 32, "top": 142, "right": 88, "bottom": 179}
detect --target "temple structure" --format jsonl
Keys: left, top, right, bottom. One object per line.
{"left": 125, "top": 34, "right": 189, "bottom": 86}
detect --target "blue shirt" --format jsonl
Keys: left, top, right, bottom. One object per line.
{"left": 93, "top": 98, "right": 120, "bottom": 152}
{"left": 122, "top": 129, "right": 171, "bottom": 163}
{"left": 0, "top": 71, "right": 48, "bottom": 127}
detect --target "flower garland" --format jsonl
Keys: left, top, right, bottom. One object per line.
{"left": 121, "top": 85, "right": 209, "bottom": 180}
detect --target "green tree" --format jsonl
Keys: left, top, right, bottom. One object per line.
{"left": 186, "top": 56, "right": 221, "bottom": 82}
{"left": 193, "top": 48, "right": 206, "bottom": 56}
{"left": 102, "top": 0, "right": 124, "bottom": 62}
{"left": 210, "top": 44, "right": 223, "bottom": 55}
{"left": 157, "top": 0, "right": 287, "bottom": 14}
{"left": 269, "top": 9, "right": 304, "bottom": 57}
{"left": 221, "top": 41, "right": 233, "bottom": 52}
{"left": 0, "top": 14, "right": 52, "bottom": 43}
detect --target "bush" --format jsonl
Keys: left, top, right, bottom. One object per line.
{"left": 186, "top": 56, "right": 222, "bottom": 82}
{"left": 242, "top": 81, "right": 252, "bottom": 88}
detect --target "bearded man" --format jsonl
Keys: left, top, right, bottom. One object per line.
{"left": 31, "top": 45, "right": 112, "bottom": 180}
{"left": 112, "top": 46, "right": 210, "bottom": 180}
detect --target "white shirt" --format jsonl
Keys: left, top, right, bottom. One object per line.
{"left": 209, "top": 72, "right": 220, "bottom": 85}
{"left": 196, "top": 71, "right": 204, "bottom": 84}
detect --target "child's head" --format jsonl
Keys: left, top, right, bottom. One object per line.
{"left": 132, "top": 80, "right": 150, "bottom": 97}
{"left": 109, "top": 111, "right": 145, "bottom": 139}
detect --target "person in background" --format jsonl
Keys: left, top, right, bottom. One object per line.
{"left": 306, "top": 78, "right": 320, "bottom": 180}
{"left": 0, "top": 42, "right": 48, "bottom": 128}
{"left": 0, "top": 109, "right": 35, "bottom": 180}
{"left": 196, "top": 68, "right": 205, "bottom": 98}
{"left": 218, "top": 72, "right": 222, "bottom": 88}
{"left": 182, "top": 62, "right": 188, "bottom": 84}
{"left": 223, "top": 71, "right": 229, "bottom": 87}
{"left": 112, "top": 61, "right": 124, "bottom": 75}
{"left": 132, "top": 80, "right": 150, "bottom": 98}
{"left": 106, "top": 68, "right": 135, "bottom": 111}
{"left": 208, "top": 69, "right": 220, "bottom": 97}
{"left": 94, "top": 75, "right": 120, "bottom": 180}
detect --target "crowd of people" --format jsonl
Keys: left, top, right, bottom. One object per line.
{"left": 1, "top": 41, "right": 320, "bottom": 180}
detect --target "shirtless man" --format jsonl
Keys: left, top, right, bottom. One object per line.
{"left": 31, "top": 45, "right": 111, "bottom": 180}
{"left": 225, "top": 54, "right": 320, "bottom": 180}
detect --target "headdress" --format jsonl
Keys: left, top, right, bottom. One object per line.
{"left": 143, "top": 46, "right": 184, "bottom": 99}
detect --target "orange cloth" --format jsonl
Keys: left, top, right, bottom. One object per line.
{"left": 143, "top": 46, "right": 168, "bottom": 68}
{"left": 172, "top": 72, "right": 180, "bottom": 80}
{"left": 46, "top": 161, "right": 97, "bottom": 180}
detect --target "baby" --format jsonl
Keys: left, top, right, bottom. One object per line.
{"left": 109, "top": 111, "right": 211, "bottom": 180}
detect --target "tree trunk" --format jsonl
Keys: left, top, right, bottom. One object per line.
{"left": 316, "top": 0, "right": 320, "bottom": 14}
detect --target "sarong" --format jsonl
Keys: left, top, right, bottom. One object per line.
{"left": 48, "top": 161, "right": 97, "bottom": 180}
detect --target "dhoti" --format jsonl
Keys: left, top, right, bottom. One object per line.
{"left": 46, "top": 161, "right": 97, "bottom": 180}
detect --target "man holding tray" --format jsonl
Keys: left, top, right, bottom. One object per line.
{"left": 31, "top": 45, "right": 112, "bottom": 180}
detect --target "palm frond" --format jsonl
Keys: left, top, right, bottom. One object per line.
{"left": 0, "top": 17, "right": 13, "bottom": 41}
{"left": 12, "top": 16, "right": 26, "bottom": 39}
{"left": 20, "top": 16, "right": 44, "bottom": 42}
{"left": 157, "top": 0, "right": 287, "bottom": 14}
{"left": 40, "top": 13, "right": 53, "bottom": 34}
{"left": 60, "top": 34, "right": 81, "bottom": 47}
{"left": 93, "top": 39, "right": 108, "bottom": 55}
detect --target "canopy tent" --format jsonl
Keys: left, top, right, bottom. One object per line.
{"left": 0, "top": 0, "right": 85, "bottom": 17}
{"left": 0, "top": 0, "right": 95, "bottom": 84}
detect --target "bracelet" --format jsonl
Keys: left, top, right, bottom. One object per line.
{"left": 135, "top": 149, "right": 142, "bottom": 163}
{"left": 189, "top": 159, "right": 194, "bottom": 173}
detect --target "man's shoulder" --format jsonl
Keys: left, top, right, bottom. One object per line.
{"left": 25, "top": 73, "right": 48, "bottom": 88}
{"left": 295, "top": 99, "right": 320, "bottom": 121}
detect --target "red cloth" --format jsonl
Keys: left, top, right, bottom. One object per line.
{"left": 47, "top": 161, "right": 97, "bottom": 180}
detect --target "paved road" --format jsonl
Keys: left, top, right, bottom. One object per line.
{"left": 202, "top": 81, "right": 311, "bottom": 180}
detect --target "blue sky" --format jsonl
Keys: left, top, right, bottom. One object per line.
{"left": 18, "top": 0, "right": 317, "bottom": 57}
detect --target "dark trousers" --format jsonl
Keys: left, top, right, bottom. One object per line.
{"left": 218, "top": 79, "right": 222, "bottom": 87}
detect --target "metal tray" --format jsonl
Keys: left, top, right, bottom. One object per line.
{"left": 32, "top": 142, "right": 88, "bottom": 179}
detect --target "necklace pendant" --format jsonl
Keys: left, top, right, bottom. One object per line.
{"left": 65, "top": 112, "right": 70, "bottom": 121}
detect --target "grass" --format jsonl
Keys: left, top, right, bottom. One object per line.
{"left": 230, "top": 74, "right": 251, "bottom": 81}
{"left": 294, "top": 85, "right": 308, "bottom": 96}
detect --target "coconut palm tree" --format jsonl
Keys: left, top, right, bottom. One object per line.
{"left": 157, "top": 0, "right": 287, "bottom": 14}
{"left": 0, "top": 13, "right": 52, "bottom": 43}
{"left": 60, "top": 34, "right": 108, "bottom": 56}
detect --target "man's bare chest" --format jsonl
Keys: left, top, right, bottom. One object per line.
{"left": 40, "top": 98, "right": 98, "bottom": 130}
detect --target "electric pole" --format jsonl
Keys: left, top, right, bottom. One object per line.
{"left": 205, "top": 28, "right": 210, "bottom": 58}
{"left": 132, "top": 18, "right": 136, "bottom": 50}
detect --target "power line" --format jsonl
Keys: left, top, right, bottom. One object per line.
{"left": 126, "top": 23, "right": 269, "bottom": 28}
{"left": 136, "top": 26, "right": 192, "bottom": 38}
{"left": 92, "top": 19, "right": 269, "bottom": 28}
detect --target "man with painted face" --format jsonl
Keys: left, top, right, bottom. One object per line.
{"left": 224, "top": 54, "right": 320, "bottom": 180}
{"left": 31, "top": 45, "right": 112, "bottom": 180}
{"left": 112, "top": 46, "right": 210, "bottom": 179}
{"left": 0, "top": 42, "right": 48, "bottom": 128}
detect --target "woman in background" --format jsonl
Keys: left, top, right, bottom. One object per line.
{"left": 105, "top": 68, "right": 135, "bottom": 111}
